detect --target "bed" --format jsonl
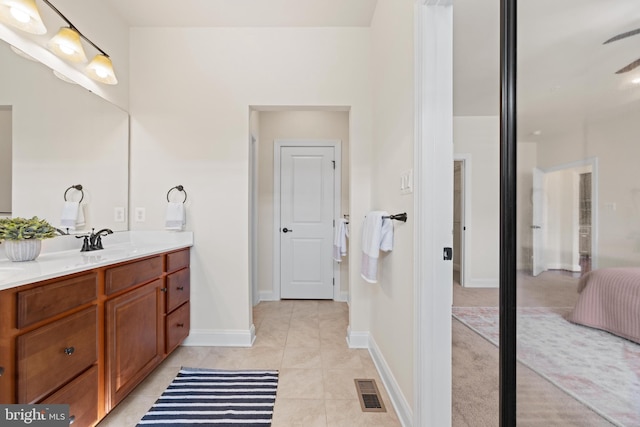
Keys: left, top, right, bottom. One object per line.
{"left": 566, "top": 267, "right": 640, "bottom": 344}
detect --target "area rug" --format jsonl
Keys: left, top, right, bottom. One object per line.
{"left": 452, "top": 306, "right": 640, "bottom": 427}
{"left": 136, "top": 368, "right": 279, "bottom": 426}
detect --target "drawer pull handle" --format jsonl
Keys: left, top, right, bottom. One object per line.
{"left": 161, "top": 288, "right": 168, "bottom": 293}
{"left": 0, "top": 367, "right": 4, "bottom": 376}
{"left": 69, "top": 415, "right": 76, "bottom": 424}
{"left": 176, "top": 323, "right": 185, "bottom": 328}
{"left": 177, "top": 286, "right": 184, "bottom": 291}
{"left": 64, "top": 347, "right": 75, "bottom": 356}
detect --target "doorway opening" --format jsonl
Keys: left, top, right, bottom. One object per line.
{"left": 248, "top": 107, "right": 350, "bottom": 304}
{"left": 530, "top": 159, "right": 598, "bottom": 277}
{"left": 453, "top": 155, "right": 470, "bottom": 287}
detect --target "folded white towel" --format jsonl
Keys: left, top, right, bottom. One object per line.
{"left": 60, "top": 201, "right": 84, "bottom": 230}
{"left": 333, "top": 218, "right": 349, "bottom": 262}
{"left": 360, "top": 211, "right": 393, "bottom": 283}
{"left": 165, "top": 202, "right": 185, "bottom": 230}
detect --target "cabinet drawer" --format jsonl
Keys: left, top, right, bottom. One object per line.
{"left": 166, "top": 302, "right": 190, "bottom": 353}
{"left": 17, "top": 273, "right": 97, "bottom": 328}
{"left": 17, "top": 307, "right": 98, "bottom": 403}
{"left": 105, "top": 256, "right": 162, "bottom": 295}
{"left": 166, "top": 268, "right": 190, "bottom": 313}
{"left": 167, "top": 249, "right": 189, "bottom": 273}
{"left": 41, "top": 365, "right": 98, "bottom": 427}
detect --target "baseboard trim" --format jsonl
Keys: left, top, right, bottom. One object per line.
{"left": 368, "top": 335, "right": 413, "bottom": 427}
{"left": 546, "top": 264, "right": 581, "bottom": 273}
{"left": 463, "top": 278, "right": 499, "bottom": 288}
{"left": 182, "top": 325, "right": 256, "bottom": 347}
{"left": 259, "top": 291, "right": 279, "bottom": 301}
{"left": 258, "top": 291, "right": 348, "bottom": 303}
{"left": 346, "top": 327, "right": 369, "bottom": 349}
{"left": 336, "top": 291, "right": 349, "bottom": 303}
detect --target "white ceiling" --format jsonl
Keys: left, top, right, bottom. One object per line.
{"left": 105, "top": 0, "right": 640, "bottom": 143}
{"left": 454, "top": 0, "right": 640, "bottom": 141}
{"left": 106, "top": 0, "right": 378, "bottom": 28}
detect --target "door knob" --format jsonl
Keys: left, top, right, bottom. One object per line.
{"left": 282, "top": 227, "right": 293, "bottom": 233}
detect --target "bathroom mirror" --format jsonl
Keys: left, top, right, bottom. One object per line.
{"left": 0, "top": 40, "right": 129, "bottom": 232}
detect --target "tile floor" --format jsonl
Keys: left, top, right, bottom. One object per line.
{"left": 97, "top": 300, "right": 401, "bottom": 427}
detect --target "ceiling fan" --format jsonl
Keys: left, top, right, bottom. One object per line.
{"left": 604, "top": 28, "right": 640, "bottom": 74}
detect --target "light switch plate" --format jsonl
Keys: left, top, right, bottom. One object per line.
{"left": 400, "top": 169, "right": 413, "bottom": 194}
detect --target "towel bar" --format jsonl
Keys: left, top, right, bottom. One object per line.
{"left": 63, "top": 184, "right": 84, "bottom": 203}
{"left": 167, "top": 185, "right": 187, "bottom": 203}
{"left": 383, "top": 212, "right": 408, "bottom": 222}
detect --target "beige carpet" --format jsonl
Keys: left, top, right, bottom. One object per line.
{"left": 452, "top": 270, "right": 614, "bottom": 426}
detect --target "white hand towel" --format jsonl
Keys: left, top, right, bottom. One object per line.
{"left": 333, "top": 218, "right": 349, "bottom": 262}
{"left": 165, "top": 202, "right": 185, "bottom": 230}
{"left": 360, "top": 211, "right": 394, "bottom": 283}
{"left": 60, "top": 201, "right": 80, "bottom": 230}
{"left": 76, "top": 203, "right": 85, "bottom": 228}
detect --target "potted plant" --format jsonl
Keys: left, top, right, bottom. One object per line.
{"left": 0, "top": 216, "right": 57, "bottom": 262}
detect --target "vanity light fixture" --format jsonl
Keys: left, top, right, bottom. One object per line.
{"left": 85, "top": 53, "right": 117, "bottom": 85}
{"left": 0, "top": 0, "right": 47, "bottom": 35}
{"left": 1, "top": 0, "right": 118, "bottom": 85}
{"left": 48, "top": 26, "right": 86, "bottom": 62}
{"left": 41, "top": 0, "right": 117, "bottom": 84}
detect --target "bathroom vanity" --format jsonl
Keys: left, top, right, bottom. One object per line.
{"left": 0, "top": 231, "right": 193, "bottom": 427}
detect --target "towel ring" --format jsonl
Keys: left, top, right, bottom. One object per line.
{"left": 64, "top": 184, "right": 84, "bottom": 203}
{"left": 167, "top": 185, "right": 187, "bottom": 203}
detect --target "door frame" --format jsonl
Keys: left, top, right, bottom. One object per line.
{"left": 453, "top": 154, "right": 471, "bottom": 286}
{"left": 534, "top": 158, "right": 599, "bottom": 272}
{"left": 272, "top": 139, "right": 342, "bottom": 301}
{"left": 414, "top": 1, "right": 453, "bottom": 426}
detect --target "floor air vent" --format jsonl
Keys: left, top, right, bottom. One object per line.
{"left": 354, "top": 379, "right": 386, "bottom": 412}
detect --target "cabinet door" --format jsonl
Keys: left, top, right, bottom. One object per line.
{"left": 105, "top": 279, "right": 164, "bottom": 410}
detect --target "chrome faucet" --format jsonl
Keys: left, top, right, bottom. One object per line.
{"left": 77, "top": 228, "right": 113, "bottom": 252}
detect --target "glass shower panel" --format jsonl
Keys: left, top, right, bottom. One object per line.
{"left": 517, "top": 0, "right": 640, "bottom": 424}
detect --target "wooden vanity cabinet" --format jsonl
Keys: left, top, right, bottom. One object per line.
{"left": 105, "top": 277, "right": 164, "bottom": 410}
{"left": 165, "top": 249, "right": 190, "bottom": 353}
{"left": 0, "top": 247, "right": 191, "bottom": 427}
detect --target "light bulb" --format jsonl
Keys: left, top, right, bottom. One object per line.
{"left": 59, "top": 44, "right": 75, "bottom": 55}
{"left": 9, "top": 6, "right": 29, "bottom": 23}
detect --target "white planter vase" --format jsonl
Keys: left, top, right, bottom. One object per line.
{"left": 4, "top": 239, "right": 42, "bottom": 262}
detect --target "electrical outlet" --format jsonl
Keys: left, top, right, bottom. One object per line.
{"left": 135, "top": 207, "right": 146, "bottom": 222}
{"left": 114, "top": 207, "right": 125, "bottom": 222}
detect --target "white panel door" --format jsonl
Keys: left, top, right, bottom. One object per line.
{"left": 532, "top": 168, "right": 546, "bottom": 276}
{"left": 280, "top": 146, "right": 334, "bottom": 299}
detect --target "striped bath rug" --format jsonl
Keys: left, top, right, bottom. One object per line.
{"left": 136, "top": 368, "right": 279, "bottom": 426}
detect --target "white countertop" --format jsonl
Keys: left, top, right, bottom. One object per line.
{"left": 0, "top": 231, "right": 194, "bottom": 291}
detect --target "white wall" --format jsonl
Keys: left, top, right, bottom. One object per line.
{"left": 370, "top": 0, "right": 415, "bottom": 412}
{"left": 537, "top": 105, "right": 640, "bottom": 267}
{"left": 453, "top": 117, "right": 500, "bottom": 287}
{"left": 128, "top": 27, "right": 373, "bottom": 343}
{"left": 256, "top": 110, "right": 350, "bottom": 299}
{"left": 0, "top": 107, "right": 10, "bottom": 213}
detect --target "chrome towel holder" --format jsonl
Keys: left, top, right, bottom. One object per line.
{"left": 167, "top": 185, "right": 187, "bottom": 203}
{"left": 64, "top": 184, "right": 84, "bottom": 203}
